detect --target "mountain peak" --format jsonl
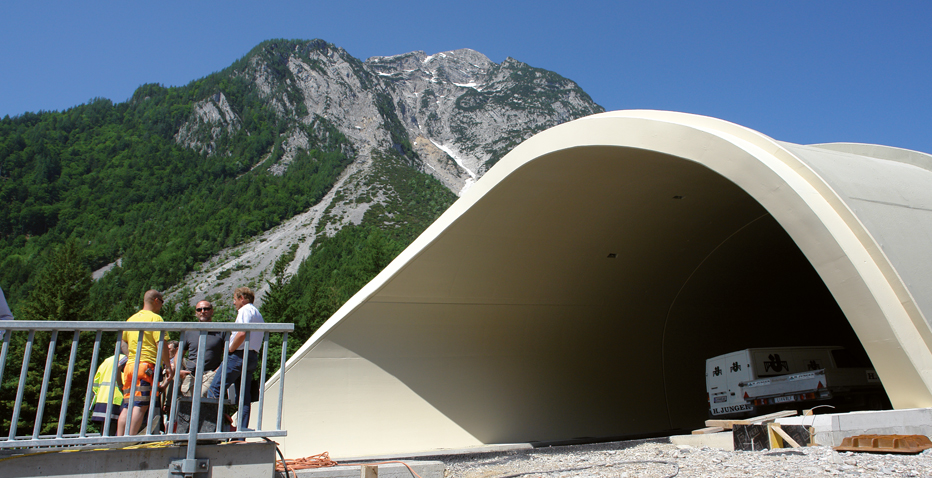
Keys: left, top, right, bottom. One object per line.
{"left": 366, "top": 48, "right": 494, "bottom": 86}
{"left": 167, "top": 40, "right": 603, "bottom": 303}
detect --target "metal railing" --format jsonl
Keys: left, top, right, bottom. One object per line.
{"left": 0, "top": 320, "right": 293, "bottom": 463}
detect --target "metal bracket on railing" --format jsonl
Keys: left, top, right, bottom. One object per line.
{"left": 168, "top": 458, "right": 209, "bottom": 477}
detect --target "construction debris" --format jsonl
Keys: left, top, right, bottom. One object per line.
{"left": 834, "top": 434, "right": 932, "bottom": 454}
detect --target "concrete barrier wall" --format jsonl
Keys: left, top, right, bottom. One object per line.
{"left": 0, "top": 442, "right": 276, "bottom": 478}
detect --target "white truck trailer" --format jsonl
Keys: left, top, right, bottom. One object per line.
{"left": 706, "top": 346, "right": 886, "bottom": 418}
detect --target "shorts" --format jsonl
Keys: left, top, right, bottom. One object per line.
{"left": 122, "top": 361, "right": 157, "bottom": 407}
{"left": 181, "top": 368, "right": 218, "bottom": 398}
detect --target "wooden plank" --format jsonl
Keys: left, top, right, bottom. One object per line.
{"left": 691, "top": 426, "right": 725, "bottom": 435}
{"left": 769, "top": 424, "right": 801, "bottom": 448}
{"left": 705, "top": 419, "right": 736, "bottom": 430}
{"left": 746, "top": 410, "right": 799, "bottom": 424}
{"left": 706, "top": 410, "right": 798, "bottom": 430}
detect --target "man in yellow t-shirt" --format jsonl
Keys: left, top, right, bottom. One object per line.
{"left": 116, "top": 290, "right": 174, "bottom": 436}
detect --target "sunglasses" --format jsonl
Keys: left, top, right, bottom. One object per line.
{"left": 196, "top": 307, "right": 213, "bottom": 312}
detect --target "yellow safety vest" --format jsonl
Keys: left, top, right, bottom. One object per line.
{"left": 93, "top": 355, "right": 125, "bottom": 407}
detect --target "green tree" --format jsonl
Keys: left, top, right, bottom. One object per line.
{"left": 259, "top": 246, "right": 298, "bottom": 378}
{"left": 1, "top": 240, "right": 101, "bottom": 436}
{"left": 261, "top": 245, "right": 297, "bottom": 324}
{"left": 19, "top": 239, "right": 92, "bottom": 322}
{"left": 161, "top": 287, "right": 195, "bottom": 323}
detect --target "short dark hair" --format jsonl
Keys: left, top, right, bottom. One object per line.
{"left": 143, "top": 289, "right": 163, "bottom": 305}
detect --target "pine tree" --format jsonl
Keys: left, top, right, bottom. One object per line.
{"left": 2, "top": 239, "right": 96, "bottom": 436}
{"left": 261, "top": 252, "right": 293, "bottom": 324}
{"left": 259, "top": 250, "right": 295, "bottom": 376}
{"left": 20, "top": 239, "right": 93, "bottom": 322}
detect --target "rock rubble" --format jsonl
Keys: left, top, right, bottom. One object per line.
{"left": 441, "top": 439, "right": 932, "bottom": 478}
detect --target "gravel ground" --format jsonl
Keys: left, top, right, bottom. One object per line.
{"left": 440, "top": 439, "right": 932, "bottom": 478}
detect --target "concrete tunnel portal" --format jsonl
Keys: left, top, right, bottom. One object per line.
{"left": 263, "top": 111, "right": 932, "bottom": 459}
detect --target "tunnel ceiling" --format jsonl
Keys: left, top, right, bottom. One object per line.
{"left": 375, "top": 146, "right": 772, "bottom": 309}
{"left": 265, "top": 111, "right": 932, "bottom": 459}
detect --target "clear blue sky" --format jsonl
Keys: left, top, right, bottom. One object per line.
{"left": 3, "top": 1, "right": 931, "bottom": 153}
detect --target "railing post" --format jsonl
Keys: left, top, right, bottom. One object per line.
{"left": 146, "top": 332, "right": 165, "bottom": 435}
{"left": 33, "top": 330, "right": 59, "bottom": 439}
{"left": 9, "top": 330, "right": 35, "bottom": 440}
{"left": 278, "top": 332, "right": 288, "bottom": 430}
{"left": 167, "top": 335, "right": 186, "bottom": 433}
{"left": 103, "top": 335, "right": 123, "bottom": 437}
{"left": 186, "top": 332, "right": 208, "bottom": 465}
{"left": 0, "top": 330, "right": 10, "bottom": 405}
{"left": 237, "top": 333, "right": 250, "bottom": 430}
{"left": 124, "top": 331, "right": 144, "bottom": 436}
{"left": 257, "top": 332, "right": 269, "bottom": 430}
{"left": 56, "top": 330, "right": 82, "bottom": 438}
{"left": 215, "top": 335, "right": 230, "bottom": 429}
{"left": 79, "top": 331, "right": 102, "bottom": 438}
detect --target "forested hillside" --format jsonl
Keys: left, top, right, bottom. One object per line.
{"left": 0, "top": 90, "right": 352, "bottom": 319}
{"left": 0, "top": 38, "right": 602, "bottom": 433}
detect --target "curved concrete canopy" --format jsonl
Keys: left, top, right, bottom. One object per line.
{"left": 261, "top": 111, "right": 932, "bottom": 459}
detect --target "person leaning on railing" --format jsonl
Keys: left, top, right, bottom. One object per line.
{"left": 91, "top": 351, "right": 126, "bottom": 436}
{"left": 207, "top": 287, "right": 264, "bottom": 432}
{"left": 116, "top": 289, "right": 174, "bottom": 436}
{"left": 178, "top": 300, "right": 226, "bottom": 397}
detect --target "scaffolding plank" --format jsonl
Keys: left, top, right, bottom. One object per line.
{"left": 706, "top": 410, "right": 798, "bottom": 429}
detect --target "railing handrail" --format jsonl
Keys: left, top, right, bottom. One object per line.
{"left": 0, "top": 319, "right": 292, "bottom": 470}
{"left": 1, "top": 321, "right": 293, "bottom": 332}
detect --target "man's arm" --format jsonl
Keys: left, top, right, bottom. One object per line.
{"left": 228, "top": 331, "right": 246, "bottom": 353}
{"left": 161, "top": 339, "right": 174, "bottom": 373}
{"left": 175, "top": 344, "right": 187, "bottom": 377}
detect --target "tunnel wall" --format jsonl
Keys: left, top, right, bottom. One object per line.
{"left": 261, "top": 111, "right": 932, "bottom": 459}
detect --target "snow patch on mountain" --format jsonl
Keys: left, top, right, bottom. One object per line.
{"left": 430, "top": 139, "right": 476, "bottom": 179}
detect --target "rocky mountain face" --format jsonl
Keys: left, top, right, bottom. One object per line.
{"left": 166, "top": 39, "right": 604, "bottom": 306}
{"left": 369, "top": 49, "right": 601, "bottom": 193}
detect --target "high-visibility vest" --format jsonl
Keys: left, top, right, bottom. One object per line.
{"left": 92, "top": 355, "right": 125, "bottom": 409}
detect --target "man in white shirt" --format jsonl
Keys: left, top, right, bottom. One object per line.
{"left": 207, "top": 287, "right": 263, "bottom": 431}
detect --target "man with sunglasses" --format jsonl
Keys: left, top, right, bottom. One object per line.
{"left": 178, "top": 300, "right": 226, "bottom": 397}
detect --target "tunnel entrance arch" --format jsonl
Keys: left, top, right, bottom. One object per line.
{"left": 265, "top": 111, "right": 932, "bottom": 459}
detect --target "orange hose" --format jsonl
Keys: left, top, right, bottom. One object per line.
{"left": 276, "top": 451, "right": 338, "bottom": 472}
{"left": 275, "top": 452, "right": 423, "bottom": 478}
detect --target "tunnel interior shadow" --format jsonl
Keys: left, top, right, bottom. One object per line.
{"left": 323, "top": 147, "right": 882, "bottom": 445}
{"left": 660, "top": 213, "right": 872, "bottom": 429}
